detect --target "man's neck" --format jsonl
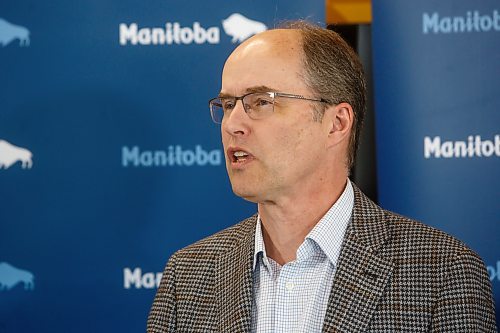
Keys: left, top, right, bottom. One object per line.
{"left": 257, "top": 177, "right": 348, "bottom": 266}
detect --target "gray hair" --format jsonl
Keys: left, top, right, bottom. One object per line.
{"left": 280, "top": 21, "right": 367, "bottom": 169}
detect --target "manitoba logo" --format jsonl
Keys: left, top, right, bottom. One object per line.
{"left": 0, "top": 139, "right": 33, "bottom": 169}
{"left": 122, "top": 145, "right": 221, "bottom": 167}
{"left": 0, "top": 262, "right": 35, "bottom": 291}
{"left": 424, "top": 134, "right": 500, "bottom": 159}
{"left": 123, "top": 267, "right": 162, "bottom": 289}
{"left": 119, "top": 13, "right": 266, "bottom": 46}
{"left": 487, "top": 261, "right": 500, "bottom": 282}
{"left": 222, "top": 13, "right": 267, "bottom": 43}
{"left": 120, "top": 22, "right": 219, "bottom": 45}
{"left": 423, "top": 9, "right": 500, "bottom": 34}
{"left": 0, "top": 18, "right": 30, "bottom": 47}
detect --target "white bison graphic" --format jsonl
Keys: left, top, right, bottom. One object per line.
{"left": 0, "top": 262, "right": 35, "bottom": 291}
{"left": 0, "top": 140, "right": 33, "bottom": 169}
{"left": 222, "top": 13, "right": 267, "bottom": 43}
{"left": 0, "top": 18, "right": 30, "bottom": 47}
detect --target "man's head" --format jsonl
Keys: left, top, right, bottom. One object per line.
{"left": 215, "top": 23, "right": 366, "bottom": 203}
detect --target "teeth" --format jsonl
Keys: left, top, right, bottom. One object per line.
{"left": 233, "top": 151, "right": 249, "bottom": 157}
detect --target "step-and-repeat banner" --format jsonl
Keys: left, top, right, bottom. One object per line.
{"left": 372, "top": 0, "right": 499, "bottom": 325}
{"left": 0, "top": 1, "right": 324, "bottom": 331}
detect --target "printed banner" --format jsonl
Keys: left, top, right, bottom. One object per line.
{"left": 0, "top": 1, "right": 324, "bottom": 332}
{"left": 372, "top": 0, "right": 499, "bottom": 326}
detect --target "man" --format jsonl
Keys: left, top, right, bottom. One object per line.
{"left": 148, "top": 22, "right": 497, "bottom": 332}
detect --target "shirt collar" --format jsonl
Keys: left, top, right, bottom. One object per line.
{"left": 253, "top": 217, "right": 270, "bottom": 270}
{"left": 253, "top": 179, "right": 354, "bottom": 270}
{"left": 304, "top": 179, "right": 354, "bottom": 266}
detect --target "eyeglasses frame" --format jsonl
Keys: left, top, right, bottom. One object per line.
{"left": 208, "top": 91, "right": 330, "bottom": 124}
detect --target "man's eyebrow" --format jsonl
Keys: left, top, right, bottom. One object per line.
{"left": 218, "top": 92, "right": 233, "bottom": 98}
{"left": 245, "top": 85, "right": 277, "bottom": 93}
{"left": 218, "top": 86, "right": 277, "bottom": 98}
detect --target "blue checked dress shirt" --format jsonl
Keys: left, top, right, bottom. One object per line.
{"left": 251, "top": 180, "right": 354, "bottom": 333}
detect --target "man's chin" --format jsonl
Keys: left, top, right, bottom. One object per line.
{"left": 231, "top": 185, "right": 260, "bottom": 203}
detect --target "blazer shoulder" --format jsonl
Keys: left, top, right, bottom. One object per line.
{"left": 383, "top": 209, "right": 481, "bottom": 260}
{"left": 351, "top": 185, "right": 476, "bottom": 260}
{"left": 173, "top": 214, "right": 257, "bottom": 260}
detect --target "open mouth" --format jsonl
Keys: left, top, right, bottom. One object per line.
{"left": 233, "top": 151, "right": 249, "bottom": 163}
{"left": 227, "top": 148, "right": 253, "bottom": 164}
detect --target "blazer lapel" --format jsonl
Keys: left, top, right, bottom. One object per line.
{"left": 323, "top": 185, "right": 394, "bottom": 333}
{"left": 215, "top": 216, "right": 256, "bottom": 333}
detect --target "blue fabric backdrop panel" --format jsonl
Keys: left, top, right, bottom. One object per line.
{"left": 372, "top": 0, "right": 499, "bottom": 326}
{"left": 0, "top": 1, "right": 324, "bottom": 332}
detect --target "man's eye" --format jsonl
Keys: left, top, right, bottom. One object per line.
{"left": 255, "top": 98, "right": 273, "bottom": 106}
{"left": 222, "top": 100, "right": 235, "bottom": 110}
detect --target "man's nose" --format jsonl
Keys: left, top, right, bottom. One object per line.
{"left": 222, "top": 100, "right": 250, "bottom": 137}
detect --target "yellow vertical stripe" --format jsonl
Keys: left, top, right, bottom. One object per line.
{"left": 326, "top": 0, "right": 372, "bottom": 25}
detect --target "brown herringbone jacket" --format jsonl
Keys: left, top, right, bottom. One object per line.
{"left": 148, "top": 185, "right": 497, "bottom": 332}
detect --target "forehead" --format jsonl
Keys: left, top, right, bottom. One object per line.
{"left": 221, "top": 30, "right": 307, "bottom": 95}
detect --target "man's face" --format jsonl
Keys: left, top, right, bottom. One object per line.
{"left": 220, "top": 31, "right": 331, "bottom": 203}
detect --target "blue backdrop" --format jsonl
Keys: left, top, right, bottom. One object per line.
{"left": 372, "top": 0, "right": 499, "bottom": 326}
{"left": 0, "top": 1, "right": 324, "bottom": 331}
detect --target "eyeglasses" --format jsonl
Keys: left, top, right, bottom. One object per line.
{"left": 208, "top": 91, "right": 329, "bottom": 124}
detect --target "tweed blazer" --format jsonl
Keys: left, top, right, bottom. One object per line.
{"left": 147, "top": 185, "right": 497, "bottom": 332}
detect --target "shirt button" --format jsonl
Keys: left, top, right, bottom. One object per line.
{"left": 285, "top": 281, "right": 295, "bottom": 291}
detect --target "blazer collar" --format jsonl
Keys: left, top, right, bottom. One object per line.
{"left": 215, "top": 215, "right": 256, "bottom": 333}
{"left": 322, "top": 184, "right": 394, "bottom": 333}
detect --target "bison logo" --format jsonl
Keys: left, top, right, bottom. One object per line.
{"left": 0, "top": 262, "right": 35, "bottom": 291}
{"left": 0, "top": 18, "right": 30, "bottom": 47}
{"left": 222, "top": 13, "right": 267, "bottom": 43}
{"left": 0, "top": 140, "right": 33, "bottom": 169}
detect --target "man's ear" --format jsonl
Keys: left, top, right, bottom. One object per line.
{"left": 324, "top": 102, "right": 354, "bottom": 147}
